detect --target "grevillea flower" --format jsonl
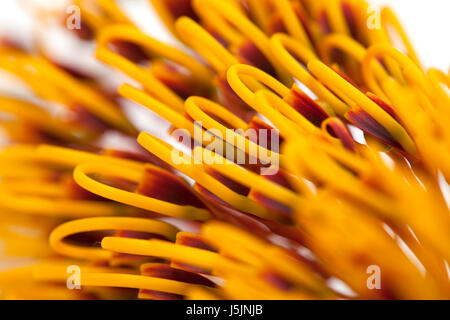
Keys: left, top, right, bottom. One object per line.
{"left": 0, "top": 0, "right": 449, "bottom": 300}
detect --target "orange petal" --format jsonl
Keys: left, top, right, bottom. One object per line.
{"left": 236, "top": 39, "right": 276, "bottom": 77}
{"left": 136, "top": 165, "right": 208, "bottom": 209}
{"left": 164, "top": 0, "right": 198, "bottom": 22}
{"left": 284, "top": 87, "right": 329, "bottom": 127}
{"left": 139, "top": 263, "right": 215, "bottom": 300}
{"left": 151, "top": 60, "right": 211, "bottom": 100}
{"left": 346, "top": 109, "right": 403, "bottom": 149}
{"left": 323, "top": 117, "right": 355, "bottom": 151}
{"left": 171, "top": 232, "right": 215, "bottom": 274}
{"left": 249, "top": 169, "right": 294, "bottom": 217}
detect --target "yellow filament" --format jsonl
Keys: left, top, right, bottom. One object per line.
{"left": 73, "top": 162, "right": 211, "bottom": 221}
{"left": 273, "top": 0, "right": 314, "bottom": 50}
{"left": 149, "top": 0, "right": 180, "bottom": 37}
{"left": 0, "top": 52, "right": 135, "bottom": 134}
{"left": 184, "top": 96, "right": 277, "bottom": 160}
{"left": 74, "top": 0, "right": 108, "bottom": 30}
{"left": 81, "top": 273, "right": 209, "bottom": 295}
{"left": 49, "top": 217, "right": 178, "bottom": 260}
{"left": 269, "top": 33, "right": 349, "bottom": 114}
{"left": 37, "top": 145, "right": 145, "bottom": 171}
{"left": 75, "top": 0, "right": 132, "bottom": 31}
{"left": 381, "top": 7, "right": 422, "bottom": 69}
{"left": 362, "top": 44, "right": 427, "bottom": 101}
{"left": 227, "top": 64, "right": 291, "bottom": 106}
{"left": 308, "top": 59, "right": 416, "bottom": 155}
{"left": 194, "top": 146, "right": 301, "bottom": 207}
{"left": 1, "top": 180, "right": 66, "bottom": 198}
{"left": 202, "top": 222, "right": 330, "bottom": 294}
{"left": 96, "top": 24, "right": 212, "bottom": 112}
{"left": 185, "top": 96, "right": 247, "bottom": 130}
{"left": 175, "top": 17, "right": 238, "bottom": 74}
{"left": 137, "top": 132, "right": 280, "bottom": 220}
{"left": 101, "top": 237, "right": 247, "bottom": 276}
{"left": 192, "top": 0, "right": 292, "bottom": 85}
{"left": 120, "top": 84, "right": 269, "bottom": 163}
{"left": 33, "top": 262, "right": 133, "bottom": 282}
{"left": 99, "top": 24, "right": 211, "bottom": 83}
{"left": 175, "top": 18, "right": 269, "bottom": 93}
{"left": 254, "top": 90, "right": 321, "bottom": 138}
{"left": 0, "top": 187, "right": 121, "bottom": 218}
{"left": 0, "top": 97, "right": 92, "bottom": 142}
{"left": 35, "top": 261, "right": 212, "bottom": 296}
{"left": 119, "top": 84, "right": 195, "bottom": 130}
{"left": 320, "top": 34, "right": 387, "bottom": 81}
{"left": 324, "top": 0, "right": 350, "bottom": 35}
{"left": 96, "top": 47, "right": 184, "bottom": 111}
{"left": 244, "top": 0, "right": 271, "bottom": 33}
{"left": 96, "top": 0, "right": 131, "bottom": 24}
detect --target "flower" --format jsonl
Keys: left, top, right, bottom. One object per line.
{"left": 0, "top": 0, "right": 449, "bottom": 300}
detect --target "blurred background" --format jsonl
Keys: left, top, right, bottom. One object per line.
{"left": 0, "top": 0, "right": 448, "bottom": 135}
{"left": 0, "top": 0, "right": 449, "bottom": 70}
{"left": 0, "top": 0, "right": 449, "bottom": 272}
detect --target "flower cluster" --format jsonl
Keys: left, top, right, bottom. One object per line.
{"left": 0, "top": 0, "right": 449, "bottom": 300}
